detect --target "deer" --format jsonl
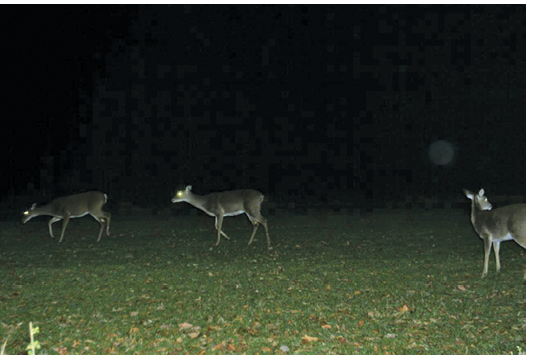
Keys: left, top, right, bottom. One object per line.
{"left": 463, "top": 189, "right": 526, "bottom": 278}
{"left": 22, "top": 191, "right": 111, "bottom": 243}
{"left": 171, "top": 185, "right": 271, "bottom": 249}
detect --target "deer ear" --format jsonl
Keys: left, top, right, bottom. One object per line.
{"left": 463, "top": 189, "right": 473, "bottom": 200}
{"left": 31, "top": 203, "right": 37, "bottom": 209}
{"left": 478, "top": 189, "right": 485, "bottom": 196}
{"left": 186, "top": 185, "right": 192, "bottom": 191}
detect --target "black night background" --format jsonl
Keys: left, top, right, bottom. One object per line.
{"left": 0, "top": 5, "right": 525, "bottom": 209}
{"left": 0, "top": 4, "right": 530, "bottom": 355}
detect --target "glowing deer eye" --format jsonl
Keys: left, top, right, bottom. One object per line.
{"left": 24, "top": 211, "right": 29, "bottom": 215}
{"left": 177, "top": 191, "right": 183, "bottom": 197}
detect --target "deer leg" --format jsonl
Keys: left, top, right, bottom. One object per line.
{"left": 261, "top": 217, "right": 271, "bottom": 250}
{"left": 248, "top": 214, "right": 271, "bottom": 249}
{"left": 214, "top": 216, "right": 230, "bottom": 241}
{"left": 58, "top": 216, "right": 70, "bottom": 243}
{"left": 48, "top": 217, "right": 62, "bottom": 238}
{"left": 102, "top": 211, "right": 111, "bottom": 236}
{"left": 91, "top": 214, "right": 106, "bottom": 242}
{"left": 97, "top": 224, "right": 105, "bottom": 242}
{"left": 493, "top": 240, "right": 501, "bottom": 273}
{"left": 482, "top": 235, "right": 491, "bottom": 278}
{"left": 220, "top": 230, "right": 230, "bottom": 239}
{"left": 214, "top": 215, "right": 227, "bottom": 246}
{"left": 93, "top": 212, "right": 111, "bottom": 240}
{"left": 513, "top": 239, "right": 526, "bottom": 280}
{"left": 247, "top": 216, "right": 260, "bottom": 245}
{"left": 257, "top": 216, "right": 271, "bottom": 250}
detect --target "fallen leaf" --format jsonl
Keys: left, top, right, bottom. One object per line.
{"left": 262, "top": 347, "right": 272, "bottom": 352}
{"left": 398, "top": 304, "right": 409, "bottom": 313}
{"left": 179, "top": 322, "right": 193, "bottom": 329}
{"left": 213, "top": 341, "right": 225, "bottom": 350}
{"left": 321, "top": 324, "right": 332, "bottom": 329}
{"left": 279, "top": 345, "right": 289, "bottom": 353}
{"left": 302, "top": 335, "right": 319, "bottom": 343}
{"left": 357, "top": 320, "right": 365, "bottom": 327}
{"left": 188, "top": 332, "right": 199, "bottom": 339}
{"left": 56, "top": 347, "right": 68, "bottom": 355}
{"left": 326, "top": 284, "right": 331, "bottom": 292}
{"left": 457, "top": 285, "right": 468, "bottom": 292}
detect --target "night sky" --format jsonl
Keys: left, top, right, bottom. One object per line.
{"left": 1, "top": 5, "right": 526, "bottom": 211}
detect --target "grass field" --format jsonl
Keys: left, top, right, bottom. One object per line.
{"left": 0, "top": 208, "right": 526, "bottom": 354}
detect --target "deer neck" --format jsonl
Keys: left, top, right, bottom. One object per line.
{"left": 470, "top": 200, "right": 488, "bottom": 233}
{"left": 34, "top": 203, "right": 51, "bottom": 216}
{"left": 186, "top": 192, "right": 214, "bottom": 216}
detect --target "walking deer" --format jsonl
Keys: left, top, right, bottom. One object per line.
{"left": 22, "top": 191, "right": 111, "bottom": 242}
{"left": 171, "top": 185, "right": 271, "bottom": 249}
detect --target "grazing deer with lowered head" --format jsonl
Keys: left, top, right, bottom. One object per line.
{"left": 463, "top": 189, "right": 526, "bottom": 278}
{"left": 22, "top": 191, "right": 111, "bottom": 242}
{"left": 171, "top": 185, "right": 271, "bottom": 249}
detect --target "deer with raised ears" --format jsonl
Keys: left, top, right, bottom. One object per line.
{"left": 171, "top": 185, "right": 271, "bottom": 249}
{"left": 463, "top": 188, "right": 526, "bottom": 278}
{"left": 22, "top": 191, "right": 111, "bottom": 243}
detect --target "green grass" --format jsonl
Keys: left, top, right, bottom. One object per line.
{"left": 0, "top": 209, "right": 526, "bottom": 354}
